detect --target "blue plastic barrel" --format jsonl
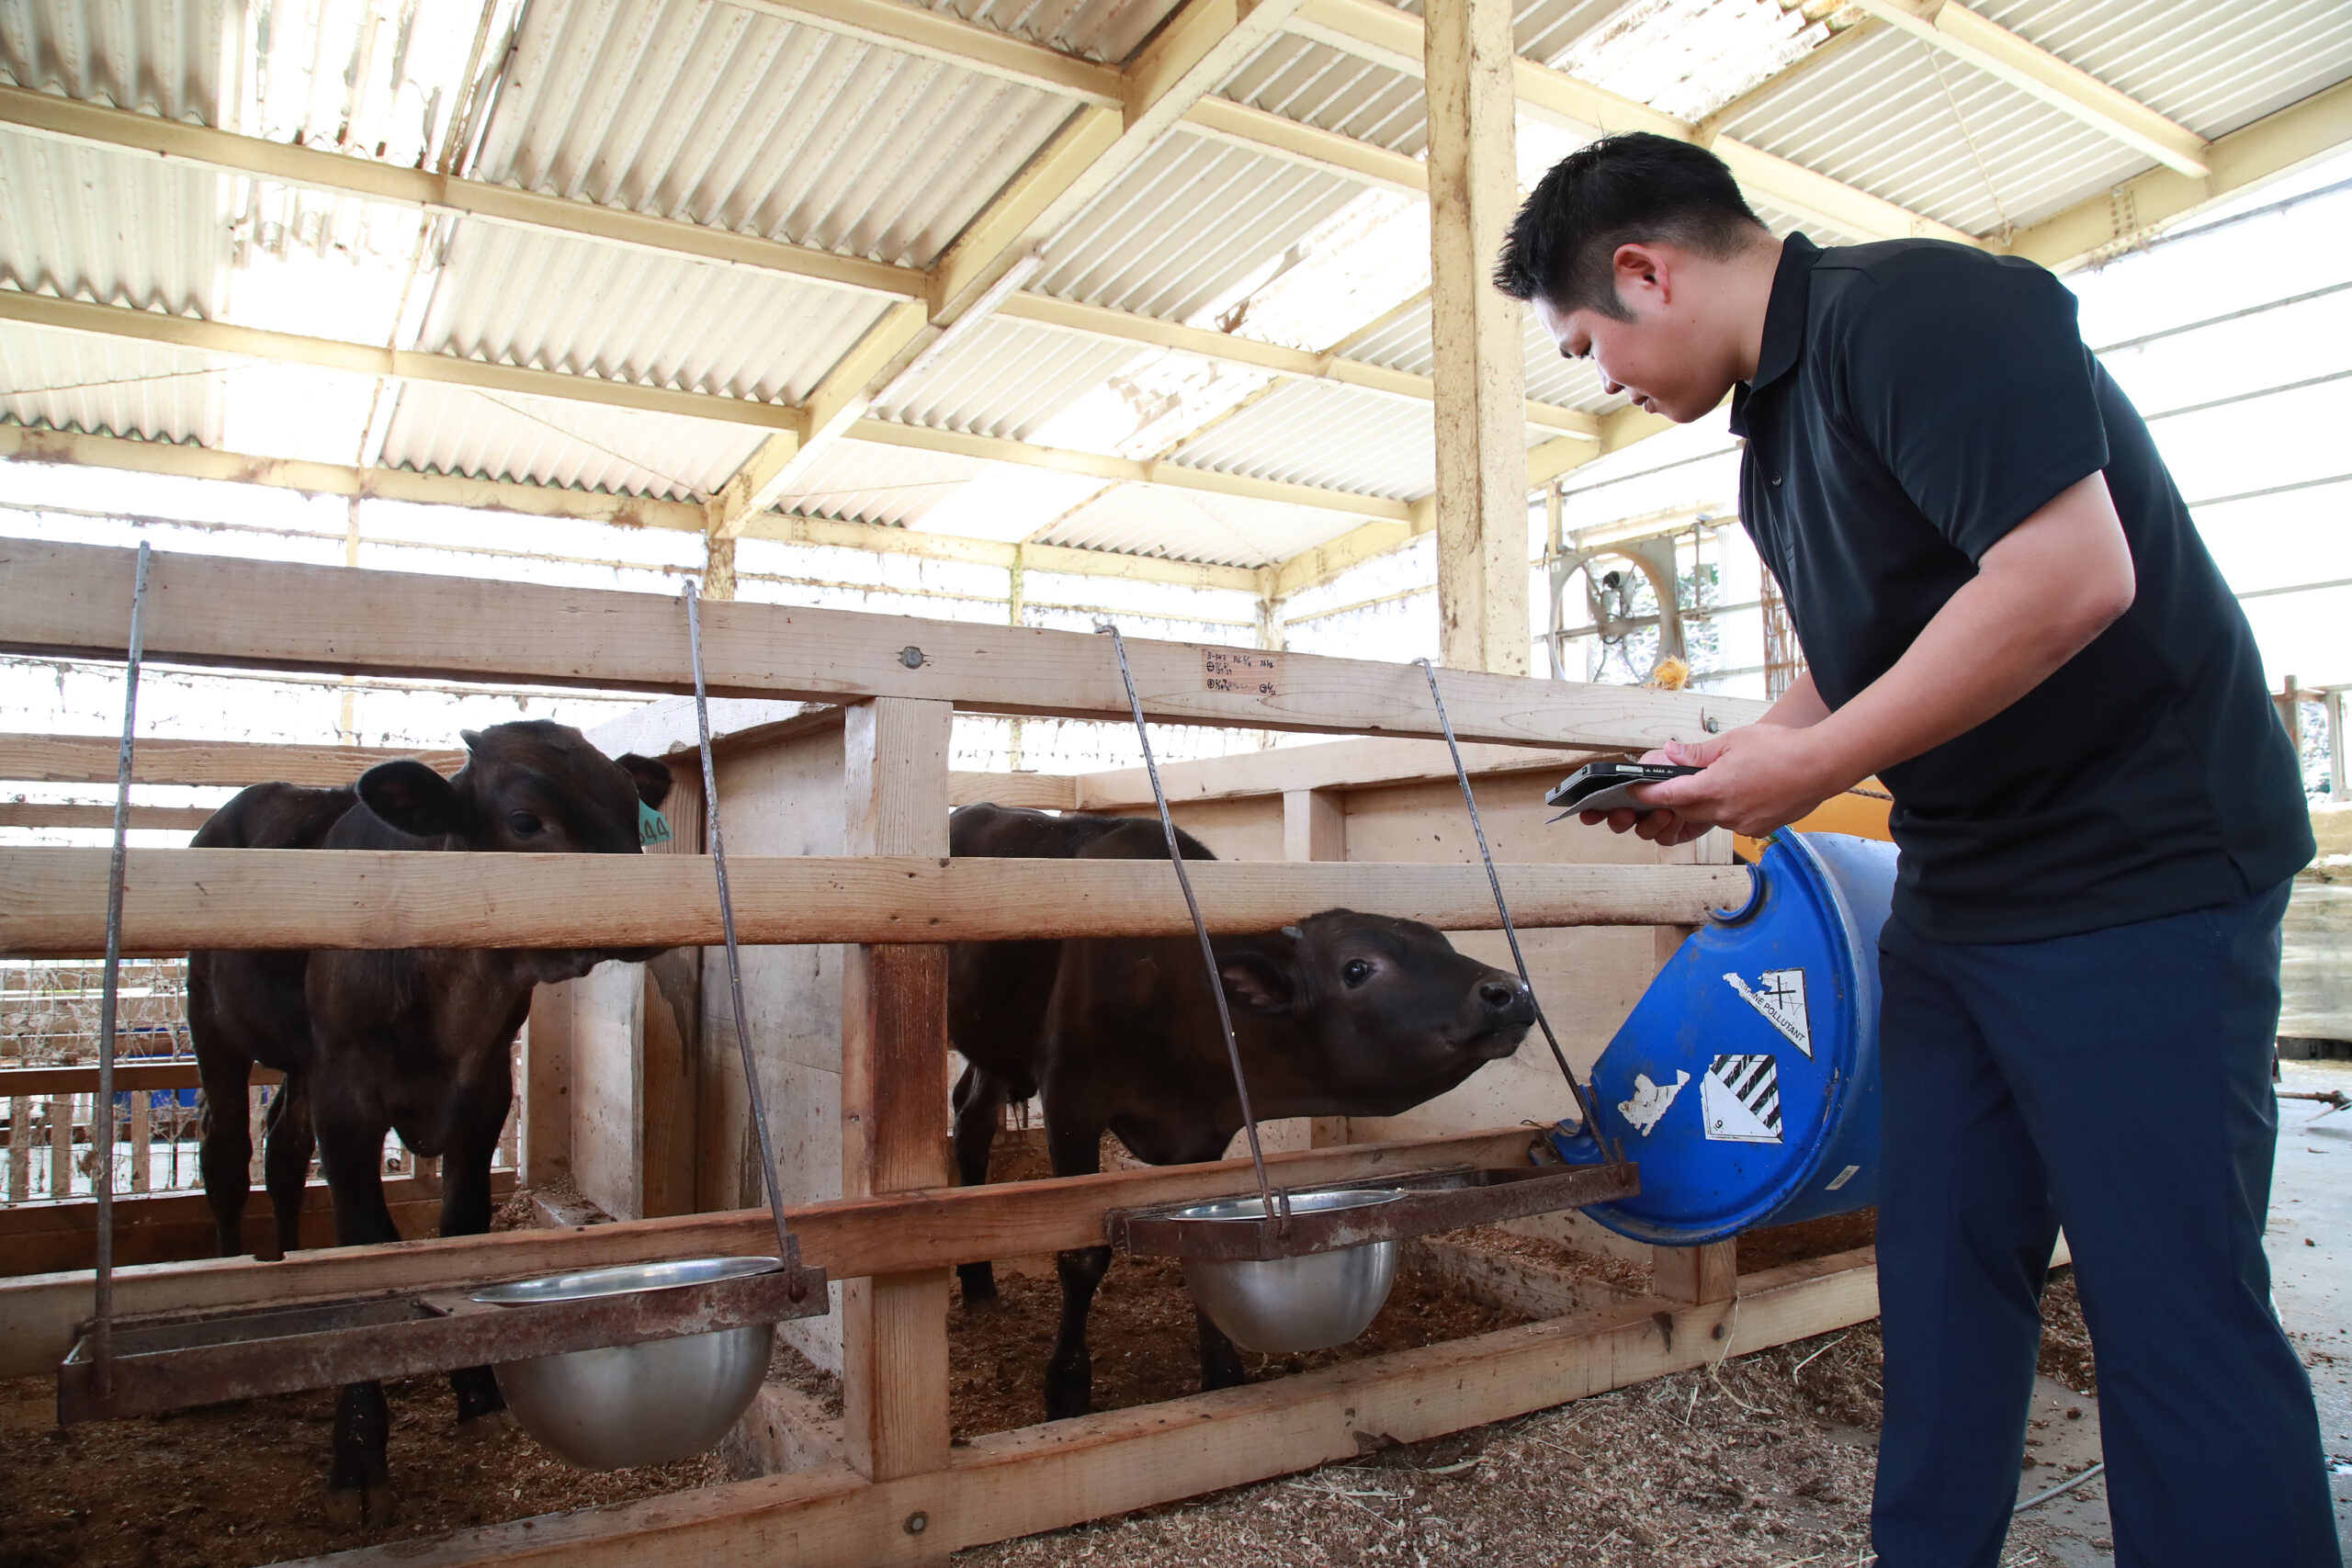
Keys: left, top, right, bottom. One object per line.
{"left": 1551, "top": 831, "right": 1896, "bottom": 1246}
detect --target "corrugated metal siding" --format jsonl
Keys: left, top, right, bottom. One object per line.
{"left": 379, "top": 379, "right": 767, "bottom": 500}
{"left": 1035, "top": 479, "right": 1363, "bottom": 565}
{"left": 0, "top": 325, "right": 229, "bottom": 445}
{"left": 1220, "top": 37, "right": 1427, "bottom": 154}
{"left": 775, "top": 434, "right": 993, "bottom": 529}
{"left": 0, "top": 136, "right": 232, "bottom": 314}
{"left": 1340, "top": 295, "right": 1620, "bottom": 413}
{"left": 1171, "top": 378, "right": 1432, "bottom": 500}
{"left": 0, "top": 0, "right": 232, "bottom": 120}
{"left": 420, "top": 220, "right": 890, "bottom": 405}
{"left": 1035, "top": 130, "right": 1368, "bottom": 321}
{"left": 875, "top": 315, "right": 1151, "bottom": 437}
{"left": 1542, "top": 0, "right": 1832, "bottom": 124}
{"left": 470, "top": 0, "right": 1074, "bottom": 271}
{"left": 933, "top": 0, "right": 1182, "bottom": 63}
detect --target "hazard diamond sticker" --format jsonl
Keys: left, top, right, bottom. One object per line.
{"left": 1702, "top": 1053, "right": 1783, "bottom": 1145}
{"left": 1724, "top": 967, "right": 1811, "bottom": 1058}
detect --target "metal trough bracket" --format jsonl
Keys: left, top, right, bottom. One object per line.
{"left": 1109, "top": 1160, "right": 1640, "bottom": 1263}
{"left": 57, "top": 1251, "right": 829, "bottom": 1425}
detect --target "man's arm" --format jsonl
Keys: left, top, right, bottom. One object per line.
{"left": 1604, "top": 472, "right": 2135, "bottom": 842}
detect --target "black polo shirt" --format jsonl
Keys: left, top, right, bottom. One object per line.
{"left": 1733, "top": 232, "right": 2312, "bottom": 943}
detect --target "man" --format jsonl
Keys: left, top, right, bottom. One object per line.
{"left": 1495, "top": 132, "right": 2334, "bottom": 1566}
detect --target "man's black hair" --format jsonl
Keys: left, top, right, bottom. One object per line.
{"left": 1494, "top": 132, "right": 1769, "bottom": 319}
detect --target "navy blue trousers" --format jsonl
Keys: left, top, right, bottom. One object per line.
{"left": 1871, "top": 880, "right": 2339, "bottom": 1568}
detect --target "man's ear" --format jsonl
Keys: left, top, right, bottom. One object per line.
{"left": 1612, "top": 242, "right": 1668, "bottom": 306}
{"left": 617, "top": 753, "right": 673, "bottom": 810}
{"left": 1218, "top": 950, "right": 1296, "bottom": 1016}
{"left": 357, "top": 760, "right": 468, "bottom": 839}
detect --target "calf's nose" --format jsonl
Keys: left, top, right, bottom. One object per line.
{"left": 1478, "top": 978, "right": 1523, "bottom": 1012}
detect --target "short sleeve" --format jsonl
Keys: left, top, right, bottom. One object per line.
{"left": 1834, "top": 252, "right": 2109, "bottom": 563}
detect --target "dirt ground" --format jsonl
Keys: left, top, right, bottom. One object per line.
{"left": 0, "top": 1187, "right": 2100, "bottom": 1568}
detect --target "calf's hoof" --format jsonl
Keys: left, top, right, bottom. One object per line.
{"left": 323, "top": 1483, "right": 397, "bottom": 1529}
{"left": 456, "top": 1407, "right": 518, "bottom": 1444}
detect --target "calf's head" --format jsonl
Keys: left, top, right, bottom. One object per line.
{"left": 1218, "top": 908, "right": 1535, "bottom": 1116}
{"left": 355, "top": 720, "right": 671, "bottom": 856}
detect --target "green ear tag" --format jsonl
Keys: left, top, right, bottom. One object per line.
{"left": 639, "top": 801, "right": 674, "bottom": 846}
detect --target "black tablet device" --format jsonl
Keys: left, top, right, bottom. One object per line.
{"left": 1544, "top": 761, "right": 1703, "bottom": 818}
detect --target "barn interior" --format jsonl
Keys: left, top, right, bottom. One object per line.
{"left": 2, "top": 0, "right": 2350, "bottom": 1563}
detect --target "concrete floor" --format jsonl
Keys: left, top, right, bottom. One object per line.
{"left": 2006, "top": 1056, "right": 2352, "bottom": 1565}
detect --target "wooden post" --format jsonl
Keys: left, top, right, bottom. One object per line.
{"left": 840, "top": 697, "right": 955, "bottom": 1489}
{"left": 639, "top": 760, "right": 704, "bottom": 1217}
{"left": 2327, "top": 689, "right": 2346, "bottom": 802}
{"left": 1285, "top": 789, "right": 1352, "bottom": 1148}
{"left": 129, "top": 1089, "right": 150, "bottom": 1194}
{"left": 51, "top": 1095, "right": 73, "bottom": 1200}
{"left": 1425, "top": 0, "right": 1530, "bottom": 675}
{"left": 8, "top": 1096, "right": 28, "bottom": 1200}
{"left": 1652, "top": 1240, "right": 1739, "bottom": 1303}
{"left": 523, "top": 983, "right": 575, "bottom": 1188}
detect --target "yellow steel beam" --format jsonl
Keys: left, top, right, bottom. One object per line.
{"left": 1846, "top": 0, "right": 2209, "bottom": 177}
{"left": 0, "top": 290, "right": 808, "bottom": 433}
{"left": 2008, "top": 77, "right": 2352, "bottom": 272}
{"left": 0, "top": 425, "right": 1265, "bottom": 593}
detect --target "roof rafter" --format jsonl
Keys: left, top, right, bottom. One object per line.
{"left": 1287, "top": 0, "right": 1977, "bottom": 245}
{"left": 0, "top": 290, "right": 809, "bottom": 434}
{"left": 848, "top": 420, "right": 1413, "bottom": 525}
{"left": 1846, "top": 0, "right": 2209, "bottom": 177}
{"left": 2007, "top": 76, "right": 2352, "bottom": 270}
{"left": 0, "top": 425, "right": 1267, "bottom": 594}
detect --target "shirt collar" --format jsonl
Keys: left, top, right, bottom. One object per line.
{"left": 1730, "top": 231, "right": 1821, "bottom": 436}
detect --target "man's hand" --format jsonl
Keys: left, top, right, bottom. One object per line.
{"left": 1577, "top": 724, "right": 1849, "bottom": 844}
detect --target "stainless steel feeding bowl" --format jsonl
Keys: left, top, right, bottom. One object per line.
{"left": 470, "top": 1256, "right": 779, "bottom": 1471}
{"left": 1173, "top": 1189, "right": 1403, "bottom": 1353}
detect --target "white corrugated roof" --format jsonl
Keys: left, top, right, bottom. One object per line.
{"left": 2, "top": 0, "right": 2348, "bottom": 574}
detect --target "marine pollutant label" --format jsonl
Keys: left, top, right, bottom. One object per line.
{"left": 1724, "top": 967, "right": 1811, "bottom": 1057}
{"left": 1702, "top": 1053, "right": 1783, "bottom": 1144}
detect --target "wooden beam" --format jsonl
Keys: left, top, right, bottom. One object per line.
{"left": 0, "top": 426, "right": 1263, "bottom": 594}
{"left": 1073, "top": 735, "right": 1621, "bottom": 809}
{"left": 267, "top": 1248, "right": 1883, "bottom": 1568}
{"left": 731, "top": 0, "right": 1124, "bottom": 107}
{"left": 945, "top": 771, "right": 1078, "bottom": 809}
{"left": 1178, "top": 95, "right": 1430, "bottom": 196}
{"left": 1425, "top": 0, "right": 1530, "bottom": 676}
{"left": 0, "top": 848, "right": 1751, "bottom": 953}
{"left": 708, "top": 301, "right": 931, "bottom": 541}
{"left": 0, "top": 1063, "right": 281, "bottom": 1096}
{"left": 0, "top": 292, "right": 808, "bottom": 434}
{"left": 846, "top": 420, "right": 1412, "bottom": 523}
{"left": 0, "top": 802, "right": 218, "bottom": 832}
{"left": 1288, "top": 0, "right": 1977, "bottom": 244}
{"left": 929, "top": 0, "right": 1315, "bottom": 327}
{"left": 995, "top": 291, "right": 1600, "bottom": 439}
{"left": 0, "top": 1127, "right": 1539, "bottom": 1379}
{"left": 0, "top": 1174, "right": 503, "bottom": 1279}
{"left": 0, "top": 539, "right": 1755, "bottom": 746}
{"left": 0, "top": 732, "right": 464, "bottom": 789}
{"left": 839, "top": 699, "right": 955, "bottom": 1483}
{"left": 1846, "top": 0, "right": 2209, "bottom": 176}
{"left": 2007, "top": 77, "right": 2352, "bottom": 273}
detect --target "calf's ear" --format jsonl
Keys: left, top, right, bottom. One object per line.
{"left": 357, "top": 759, "right": 468, "bottom": 838}
{"left": 616, "top": 753, "right": 673, "bottom": 809}
{"left": 1218, "top": 952, "right": 1296, "bottom": 1015}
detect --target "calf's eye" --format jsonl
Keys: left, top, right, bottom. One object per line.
{"left": 1341, "top": 958, "right": 1374, "bottom": 987}
{"left": 507, "top": 810, "right": 543, "bottom": 836}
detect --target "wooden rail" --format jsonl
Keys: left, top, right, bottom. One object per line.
{"left": 0, "top": 1128, "right": 1534, "bottom": 1379}
{"left": 0, "top": 540, "right": 1763, "bottom": 749}
{"left": 0, "top": 733, "right": 465, "bottom": 787}
{"left": 0, "top": 850, "right": 1748, "bottom": 953}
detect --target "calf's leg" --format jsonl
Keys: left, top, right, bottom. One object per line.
{"left": 260, "top": 1080, "right": 316, "bottom": 1260}
{"left": 951, "top": 1064, "right": 1007, "bottom": 1305}
{"left": 195, "top": 1054, "right": 254, "bottom": 1257}
{"left": 314, "top": 1093, "right": 402, "bottom": 1527}
{"left": 437, "top": 1090, "right": 513, "bottom": 1434}
{"left": 1042, "top": 1118, "right": 1111, "bottom": 1421}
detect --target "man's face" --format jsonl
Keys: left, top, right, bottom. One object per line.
{"left": 1532, "top": 246, "right": 1736, "bottom": 423}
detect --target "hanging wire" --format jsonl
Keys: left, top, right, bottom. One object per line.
{"left": 1095, "top": 622, "right": 1286, "bottom": 1226}
{"left": 683, "top": 581, "right": 801, "bottom": 1291}
{"left": 1414, "top": 658, "right": 1615, "bottom": 1157}
{"left": 92, "top": 541, "right": 155, "bottom": 1393}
